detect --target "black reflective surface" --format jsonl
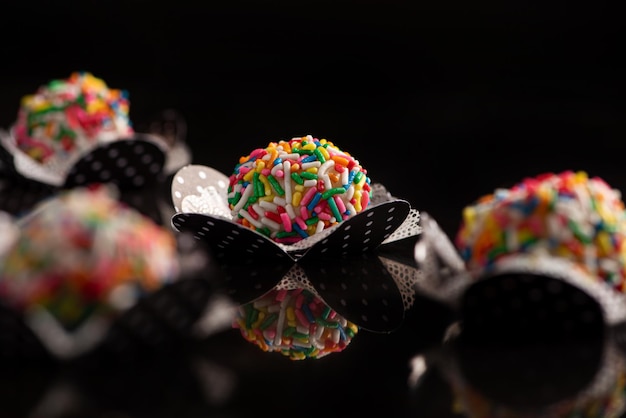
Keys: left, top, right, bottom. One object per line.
{"left": 1, "top": 2, "right": 626, "bottom": 417}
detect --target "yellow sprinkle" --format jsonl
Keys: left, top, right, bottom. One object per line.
{"left": 292, "top": 191, "right": 302, "bottom": 207}
{"left": 302, "top": 142, "right": 316, "bottom": 151}
{"left": 286, "top": 307, "right": 295, "bottom": 321}
{"left": 318, "top": 146, "right": 330, "bottom": 161}
{"left": 256, "top": 160, "right": 266, "bottom": 172}
{"left": 243, "top": 170, "right": 254, "bottom": 182}
{"left": 353, "top": 191, "right": 362, "bottom": 212}
{"left": 252, "top": 312, "right": 266, "bottom": 329}
{"left": 597, "top": 231, "right": 613, "bottom": 257}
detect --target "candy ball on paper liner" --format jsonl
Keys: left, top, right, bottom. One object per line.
{"left": 455, "top": 171, "right": 626, "bottom": 288}
{"left": 0, "top": 185, "right": 181, "bottom": 358}
{"left": 450, "top": 170, "right": 626, "bottom": 327}
{"left": 0, "top": 71, "right": 173, "bottom": 188}
{"left": 227, "top": 135, "right": 372, "bottom": 244}
{"left": 13, "top": 72, "right": 132, "bottom": 172}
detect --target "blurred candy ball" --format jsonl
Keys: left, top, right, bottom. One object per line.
{"left": 12, "top": 72, "right": 133, "bottom": 174}
{"left": 455, "top": 171, "right": 626, "bottom": 291}
{"left": 227, "top": 135, "right": 372, "bottom": 244}
{"left": 0, "top": 186, "right": 180, "bottom": 338}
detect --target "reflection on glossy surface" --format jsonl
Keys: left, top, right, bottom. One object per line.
{"left": 233, "top": 286, "right": 359, "bottom": 360}
{"left": 408, "top": 320, "right": 626, "bottom": 418}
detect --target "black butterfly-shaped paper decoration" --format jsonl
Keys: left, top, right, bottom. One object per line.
{"left": 170, "top": 164, "right": 423, "bottom": 333}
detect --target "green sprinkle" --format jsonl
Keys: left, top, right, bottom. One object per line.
{"left": 291, "top": 172, "right": 304, "bottom": 185}
{"left": 322, "top": 306, "right": 331, "bottom": 319}
{"left": 353, "top": 171, "right": 364, "bottom": 184}
{"left": 313, "top": 148, "right": 326, "bottom": 163}
{"left": 267, "top": 174, "right": 285, "bottom": 196}
{"left": 305, "top": 216, "right": 320, "bottom": 226}
{"left": 259, "top": 313, "right": 278, "bottom": 330}
{"left": 276, "top": 231, "right": 298, "bottom": 238}
{"left": 568, "top": 219, "right": 593, "bottom": 244}
{"left": 300, "top": 171, "right": 318, "bottom": 180}
{"left": 256, "top": 227, "right": 271, "bottom": 237}
{"left": 246, "top": 305, "right": 257, "bottom": 329}
{"left": 283, "top": 326, "right": 297, "bottom": 337}
{"left": 316, "top": 318, "right": 339, "bottom": 328}
{"left": 292, "top": 332, "right": 310, "bottom": 340}
{"left": 253, "top": 172, "right": 264, "bottom": 197}
{"left": 321, "top": 187, "right": 345, "bottom": 200}
{"left": 228, "top": 191, "right": 242, "bottom": 206}
{"left": 327, "top": 196, "right": 343, "bottom": 221}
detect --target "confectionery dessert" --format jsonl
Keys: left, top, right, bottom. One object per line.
{"left": 227, "top": 135, "right": 372, "bottom": 244}
{"left": 454, "top": 170, "right": 626, "bottom": 291}
{"left": 0, "top": 186, "right": 180, "bottom": 357}
{"left": 232, "top": 286, "right": 358, "bottom": 360}
{"left": 0, "top": 71, "right": 175, "bottom": 188}
{"left": 12, "top": 72, "right": 133, "bottom": 174}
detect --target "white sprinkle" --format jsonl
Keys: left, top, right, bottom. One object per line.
{"left": 232, "top": 185, "right": 253, "bottom": 213}
{"left": 259, "top": 200, "right": 278, "bottom": 211}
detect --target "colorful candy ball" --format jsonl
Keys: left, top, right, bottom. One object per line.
{"left": 232, "top": 287, "right": 359, "bottom": 360}
{"left": 454, "top": 171, "right": 626, "bottom": 292}
{"left": 227, "top": 135, "right": 372, "bottom": 244}
{"left": 0, "top": 186, "right": 180, "bottom": 331}
{"left": 12, "top": 71, "right": 133, "bottom": 170}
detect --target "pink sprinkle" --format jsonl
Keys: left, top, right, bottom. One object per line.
{"left": 275, "top": 236, "right": 302, "bottom": 244}
{"left": 275, "top": 169, "right": 284, "bottom": 178}
{"left": 239, "top": 166, "right": 251, "bottom": 175}
{"left": 295, "top": 308, "right": 310, "bottom": 327}
{"left": 318, "top": 212, "right": 331, "bottom": 221}
{"left": 300, "top": 187, "right": 317, "bottom": 206}
{"left": 249, "top": 148, "right": 267, "bottom": 159}
{"left": 275, "top": 288, "right": 288, "bottom": 302}
{"left": 334, "top": 164, "right": 345, "bottom": 173}
{"left": 295, "top": 293, "right": 304, "bottom": 309}
{"left": 295, "top": 216, "right": 307, "bottom": 230}
{"left": 334, "top": 195, "right": 346, "bottom": 214}
{"left": 300, "top": 205, "right": 309, "bottom": 220}
{"left": 261, "top": 168, "right": 271, "bottom": 176}
{"left": 280, "top": 212, "right": 292, "bottom": 232}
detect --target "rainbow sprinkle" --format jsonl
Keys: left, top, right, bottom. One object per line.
{"left": 0, "top": 186, "right": 179, "bottom": 331}
{"left": 454, "top": 171, "right": 626, "bottom": 292}
{"left": 227, "top": 135, "right": 372, "bottom": 243}
{"left": 233, "top": 288, "right": 359, "bottom": 360}
{"left": 13, "top": 71, "right": 133, "bottom": 167}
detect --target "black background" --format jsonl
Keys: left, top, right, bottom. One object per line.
{"left": 1, "top": 1, "right": 626, "bottom": 417}
{"left": 1, "top": 0, "right": 624, "bottom": 238}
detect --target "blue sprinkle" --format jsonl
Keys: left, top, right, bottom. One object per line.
{"left": 306, "top": 192, "right": 322, "bottom": 211}
{"left": 301, "top": 155, "right": 317, "bottom": 163}
{"left": 293, "top": 223, "right": 309, "bottom": 238}
{"left": 301, "top": 304, "right": 315, "bottom": 323}
{"left": 338, "top": 325, "right": 346, "bottom": 341}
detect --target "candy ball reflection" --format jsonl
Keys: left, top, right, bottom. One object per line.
{"left": 232, "top": 287, "right": 358, "bottom": 360}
